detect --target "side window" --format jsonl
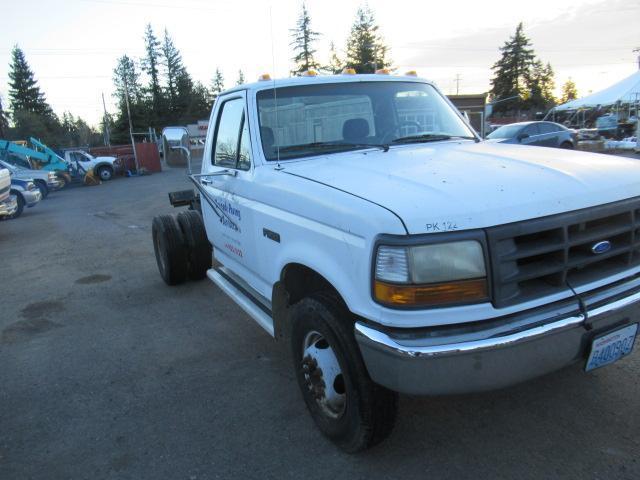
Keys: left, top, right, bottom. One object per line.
{"left": 539, "top": 123, "right": 556, "bottom": 134}
{"left": 523, "top": 124, "right": 540, "bottom": 136}
{"left": 213, "top": 98, "right": 244, "bottom": 168}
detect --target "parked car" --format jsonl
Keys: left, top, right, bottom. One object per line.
{"left": 0, "top": 158, "right": 62, "bottom": 197}
{"left": 486, "top": 121, "right": 577, "bottom": 148}
{"left": 153, "top": 73, "right": 640, "bottom": 452}
{"left": 3, "top": 178, "right": 42, "bottom": 219}
{"left": 0, "top": 167, "right": 18, "bottom": 219}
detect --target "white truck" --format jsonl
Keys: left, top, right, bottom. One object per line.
{"left": 152, "top": 73, "right": 640, "bottom": 452}
{"left": 63, "top": 150, "right": 119, "bottom": 181}
{"left": 0, "top": 167, "right": 18, "bottom": 218}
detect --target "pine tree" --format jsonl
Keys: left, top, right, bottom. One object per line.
{"left": 526, "top": 60, "right": 556, "bottom": 110}
{"left": 325, "top": 41, "right": 343, "bottom": 74}
{"left": 211, "top": 68, "right": 225, "bottom": 95}
{"left": 344, "top": 6, "right": 390, "bottom": 73}
{"left": 236, "top": 70, "right": 245, "bottom": 85}
{"left": 8, "top": 45, "right": 53, "bottom": 117}
{"left": 560, "top": 78, "right": 578, "bottom": 104}
{"left": 489, "top": 23, "right": 536, "bottom": 113}
{"left": 160, "top": 28, "right": 185, "bottom": 117}
{"left": 112, "top": 55, "right": 145, "bottom": 143}
{"left": 290, "top": 2, "right": 320, "bottom": 75}
{"left": 141, "top": 24, "right": 164, "bottom": 124}
{"left": 0, "top": 96, "right": 8, "bottom": 138}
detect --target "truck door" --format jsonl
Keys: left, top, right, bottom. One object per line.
{"left": 200, "top": 92, "right": 262, "bottom": 291}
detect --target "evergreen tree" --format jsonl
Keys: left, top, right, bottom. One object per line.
{"left": 0, "top": 96, "right": 8, "bottom": 138}
{"left": 236, "top": 70, "right": 245, "bottom": 85}
{"left": 112, "top": 55, "right": 145, "bottom": 143}
{"left": 290, "top": 2, "right": 320, "bottom": 75}
{"left": 211, "top": 68, "right": 225, "bottom": 96}
{"left": 325, "top": 41, "right": 343, "bottom": 74}
{"left": 560, "top": 78, "right": 578, "bottom": 104}
{"left": 141, "top": 24, "right": 164, "bottom": 125}
{"left": 526, "top": 60, "right": 556, "bottom": 110}
{"left": 8, "top": 45, "right": 53, "bottom": 117}
{"left": 344, "top": 6, "right": 390, "bottom": 73}
{"left": 160, "top": 28, "right": 185, "bottom": 117}
{"left": 489, "top": 23, "right": 536, "bottom": 113}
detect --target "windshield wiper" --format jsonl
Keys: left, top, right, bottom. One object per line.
{"left": 277, "top": 142, "right": 389, "bottom": 153}
{"left": 392, "top": 134, "right": 477, "bottom": 144}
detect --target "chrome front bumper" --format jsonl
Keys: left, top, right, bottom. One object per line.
{"left": 356, "top": 279, "right": 640, "bottom": 395}
{"left": 0, "top": 196, "right": 18, "bottom": 217}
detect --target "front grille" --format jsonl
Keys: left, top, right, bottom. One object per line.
{"left": 487, "top": 197, "right": 640, "bottom": 307}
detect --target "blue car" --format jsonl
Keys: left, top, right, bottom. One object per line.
{"left": 486, "top": 121, "right": 577, "bottom": 149}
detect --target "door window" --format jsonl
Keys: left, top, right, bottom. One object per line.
{"left": 523, "top": 124, "right": 540, "bottom": 136}
{"left": 212, "top": 98, "right": 251, "bottom": 170}
{"left": 539, "top": 123, "right": 557, "bottom": 134}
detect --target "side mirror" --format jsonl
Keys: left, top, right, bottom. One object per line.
{"left": 162, "top": 127, "right": 191, "bottom": 172}
{"left": 517, "top": 133, "right": 529, "bottom": 142}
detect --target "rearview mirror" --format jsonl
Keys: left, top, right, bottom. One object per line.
{"left": 516, "top": 133, "right": 529, "bottom": 142}
{"left": 162, "top": 127, "right": 191, "bottom": 172}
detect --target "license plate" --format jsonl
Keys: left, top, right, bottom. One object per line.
{"left": 585, "top": 323, "right": 638, "bottom": 372}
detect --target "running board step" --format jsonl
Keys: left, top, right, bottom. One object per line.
{"left": 207, "top": 269, "right": 275, "bottom": 337}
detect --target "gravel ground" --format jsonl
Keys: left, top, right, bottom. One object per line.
{"left": 0, "top": 163, "right": 638, "bottom": 480}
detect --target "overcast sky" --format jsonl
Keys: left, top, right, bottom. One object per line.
{"left": 0, "top": 0, "right": 637, "bottom": 126}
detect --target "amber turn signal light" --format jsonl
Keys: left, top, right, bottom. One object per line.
{"left": 374, "top": 278, "right": 488, "bottom": 307}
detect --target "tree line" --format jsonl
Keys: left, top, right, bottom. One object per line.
{"left": 0, "top": 3, "right": 582, "bottom": 148}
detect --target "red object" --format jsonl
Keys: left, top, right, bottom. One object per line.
{"left": 90, "top": 143, "right": 162, "bottom": 173}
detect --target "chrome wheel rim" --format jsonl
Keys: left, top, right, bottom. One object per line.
{"left": 100, "top": 169, "right": 111, "bottom": 180}
{"left": 301, "top": 330, "right": 346, "bottom": 418}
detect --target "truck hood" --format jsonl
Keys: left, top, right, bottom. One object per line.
{"left": 282, "top": 141, "right": 640, "bottom": 234}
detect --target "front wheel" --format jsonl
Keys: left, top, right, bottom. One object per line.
{"left": 290, "top": 292, "right": 398, "bottom": 452}
{"left": 560, "top": 141, "right": 574, "bottom": 149}
{"left": 34, "top": 180, "right": 49, "bottom": 198}
{"left": 7, "top": 192, "right": 24, "bottom": 219}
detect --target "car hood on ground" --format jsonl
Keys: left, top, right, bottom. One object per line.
{"left": 282, "top": 141, "right": 640, "bottom": 234}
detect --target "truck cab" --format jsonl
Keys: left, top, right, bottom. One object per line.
{"left": 153, "top": 72, "right": 640, "bottom": 452}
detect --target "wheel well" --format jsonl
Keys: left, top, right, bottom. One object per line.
{"left": 96, "top": 163, "right": 113, "bottom": 171}
{"left": 272, "top": 263, "right": 346, "bottom": 340}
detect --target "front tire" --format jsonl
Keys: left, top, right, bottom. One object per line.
{"left": 290, "top": 292, "right": 398, "bottom": 452}
{"left": 560, "top": 141, "right": 574, "bottom": 149}
{"left": 34, "top": 180, "right": 49, "bottom": 198}
{"left": 152, "top": 214, "right": 188, "bottom": 285}
{"left": 7, "top": 192, "right": 24, "bottom": 219}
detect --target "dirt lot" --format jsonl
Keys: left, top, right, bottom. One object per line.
{"left": 1, "top": 164, "right": 639, "bottom": 479}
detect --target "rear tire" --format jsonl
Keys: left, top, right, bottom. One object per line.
{"left": 152, "top": 214, "right": 188, "bottom": 285}
{"left": 176, "top": 210, "right": 212, "bottom": 280}
{"left": 98, "top": 166, "right": 113, "bottom": 181}
{"left": 290, "top": 292, "right": 398, "bottom": 452}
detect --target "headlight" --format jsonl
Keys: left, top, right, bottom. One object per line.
{"left": 374, "top": 240, "right": 488, "bottom": 307}
{"left": 48, "top": 172, "right": 57, "bottom": 181}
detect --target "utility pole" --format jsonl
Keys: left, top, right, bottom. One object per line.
{"left": 123, "top": 77, "right": 140, "bottom": 174}
{"left": 454, "top": 74, "right": 462, "bottom": 95}
{"left": 101, "top": 92, "right": 111, "bottom": 147}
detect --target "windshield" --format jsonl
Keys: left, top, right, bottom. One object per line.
{"left": 487, "top": 124, "right": 523, "bottom": 139}
{"left": 256, "top": 81, "right": 475, "bottom": 160}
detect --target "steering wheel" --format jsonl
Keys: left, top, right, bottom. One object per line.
{"left": 381, "top": 121, "right": 423, "bottom": 143}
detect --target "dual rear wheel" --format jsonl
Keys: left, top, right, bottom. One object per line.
{"left": 152, "top": 210, "right": 212, "bottom": 285}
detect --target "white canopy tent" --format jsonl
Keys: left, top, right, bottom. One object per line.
{"left": 554, "top": 70, "right": 640, "bottom": 111}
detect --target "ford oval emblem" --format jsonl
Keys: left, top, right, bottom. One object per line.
{"left": 591, "top": 240, "right": 612, "bottom": 255}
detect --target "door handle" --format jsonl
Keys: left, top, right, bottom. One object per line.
{"left": 201, "top": 178, "right": 212, "bottom": 185}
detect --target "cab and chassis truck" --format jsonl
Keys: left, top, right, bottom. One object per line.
{"left": 152, "top": 73, "right": 640, "bottom": 452}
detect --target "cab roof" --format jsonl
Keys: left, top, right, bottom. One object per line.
{"left": 221, "top": 73, "right": 434, "bottom": 96}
